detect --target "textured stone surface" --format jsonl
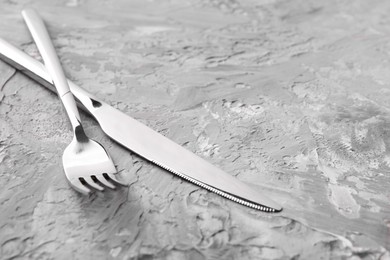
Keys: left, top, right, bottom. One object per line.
{"left": 1, "top": 0, "right": 390, "bottom": 259}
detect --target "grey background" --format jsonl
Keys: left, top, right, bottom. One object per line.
{"left": 0, "top": 0, "right": 389, "bottom": 259}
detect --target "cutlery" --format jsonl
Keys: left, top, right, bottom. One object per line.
{"left": 0, "top": 38, "right": 283, "bottom": 212}
{"left": 21, "top": 9, "right": 125, "bottom": 194}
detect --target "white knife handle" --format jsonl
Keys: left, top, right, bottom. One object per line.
{"left": 22, "top": 8, "right": 82, "bottom": 130}
{"left": 0, "top": 37, "right": 100, "bottom": 116}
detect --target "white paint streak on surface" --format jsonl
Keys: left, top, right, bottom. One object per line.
{"left": 328, "top": 184, "right": 360, "bottom": 219}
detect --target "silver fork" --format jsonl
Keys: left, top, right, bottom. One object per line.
{"left": 22, "top": 8, "right": 125, "bottom": 194}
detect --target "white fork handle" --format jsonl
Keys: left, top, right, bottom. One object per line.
{"left": 22, "top": 8, "right": 83, "bottom": 134}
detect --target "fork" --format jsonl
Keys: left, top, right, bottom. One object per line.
{"left": 22, "top": 8, "right": 125, "bottom": 194}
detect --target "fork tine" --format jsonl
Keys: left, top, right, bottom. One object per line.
{"left": 70, "top": 178, "right": 92, "bottom": 195}
{"left": 104, "top": 173, "right": 127, "bottom": 186}
{"left": 84, "top": 176, "right": 104, "bottom": 191}
{"left": 95, "top": 175, "right": 116, "bottom": 189}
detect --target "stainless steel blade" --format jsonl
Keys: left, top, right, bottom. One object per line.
{"left": 0, "top": 38, "right": 283, "bottom": 212}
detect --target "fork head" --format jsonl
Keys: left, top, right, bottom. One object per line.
{"left": 63, "top": 137, "right": 126, "bottom": 194}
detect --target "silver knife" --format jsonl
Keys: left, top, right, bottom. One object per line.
{"left": 0, "top": 38, "right": 283, "bottom": 212}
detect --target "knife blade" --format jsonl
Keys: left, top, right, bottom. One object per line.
{"left": 0, "top": 38, "right": 283, "bottom": 212}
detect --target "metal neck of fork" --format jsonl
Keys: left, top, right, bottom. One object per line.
{"left": 61, "top": 92, "right": 88, "bottom": 143}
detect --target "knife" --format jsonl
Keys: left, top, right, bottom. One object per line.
{"left": 0, "top": 38, "right": 282, "bottom": 212}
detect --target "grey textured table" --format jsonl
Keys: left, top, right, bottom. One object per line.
{"left": 1, "top": 0, "right": 389, "bottom": 259}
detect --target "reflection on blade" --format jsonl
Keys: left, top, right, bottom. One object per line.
{"left": 0, "top": 38, "right": 283, "bottom": 212}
